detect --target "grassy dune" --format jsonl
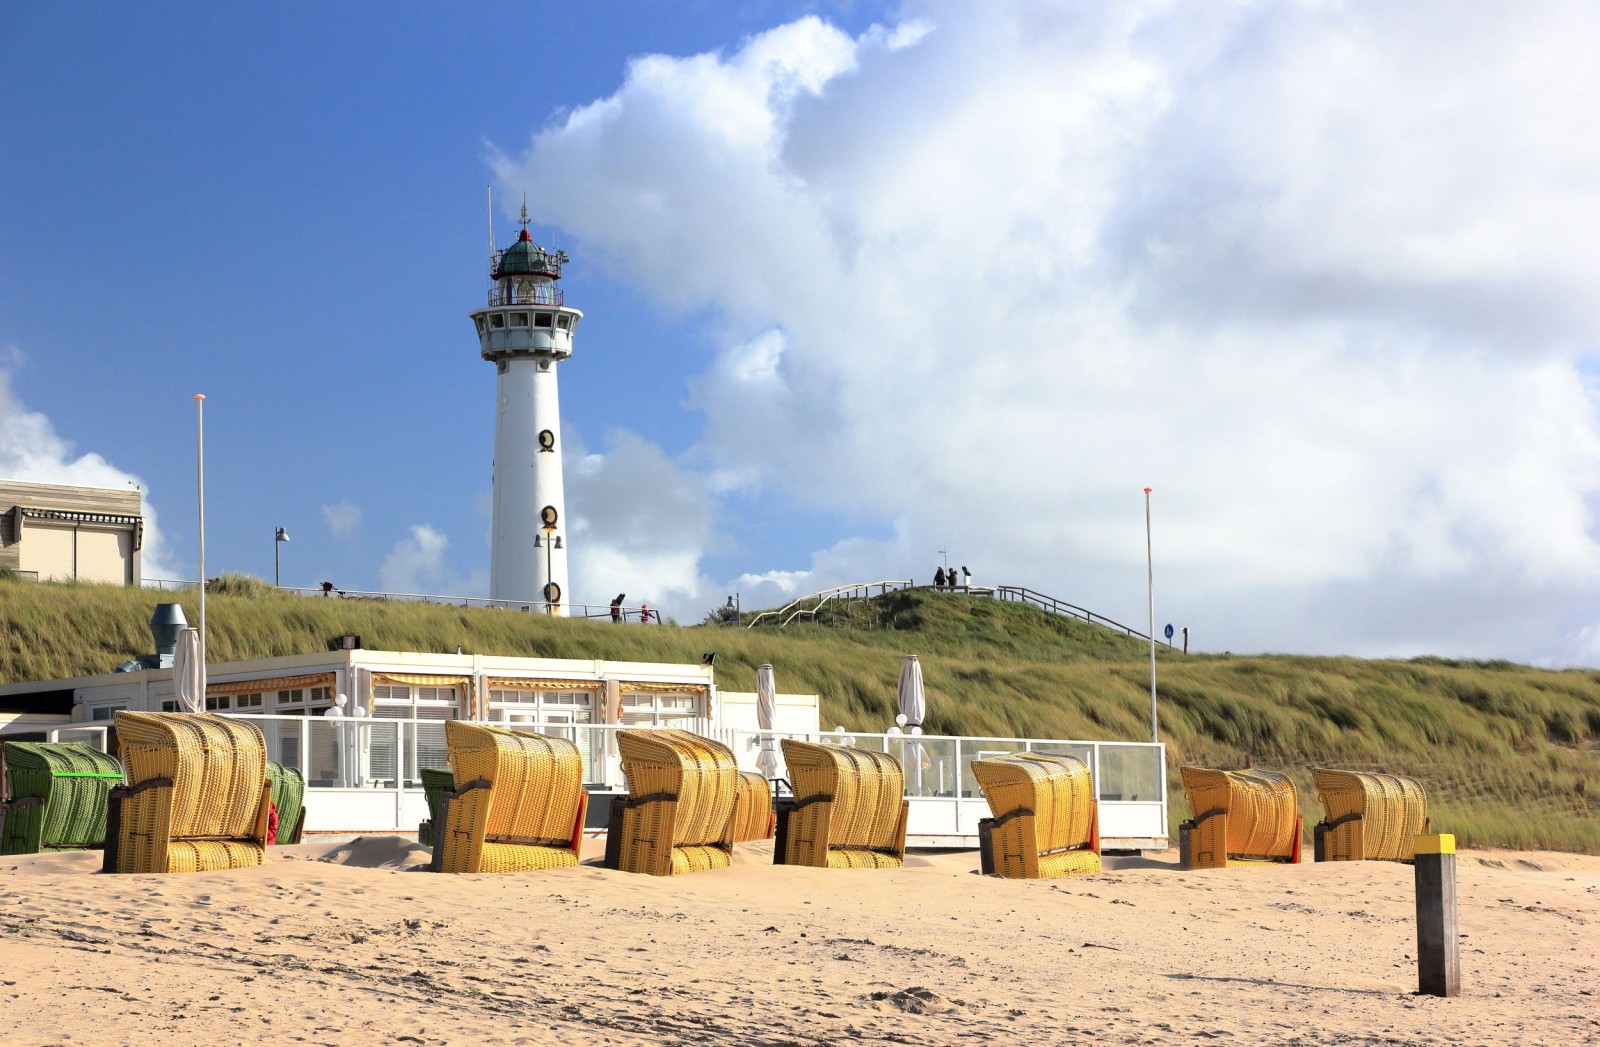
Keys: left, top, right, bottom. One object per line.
{"left": 3, "top": 577, "right": 1597, "bottom": 852}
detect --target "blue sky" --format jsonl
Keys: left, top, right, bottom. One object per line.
{"left": 0, "top": 2, "right": 889, "bottom": 597}
{"left": 5, "top": 3, "right": 1600, "bottom": 663}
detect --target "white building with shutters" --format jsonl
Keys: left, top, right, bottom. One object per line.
{"left": 0, "top": 479, "right": 143, "bottom": 586}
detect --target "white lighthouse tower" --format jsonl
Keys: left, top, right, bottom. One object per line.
{"left": 472, "top": 202, "right": 581, "bottom": 614}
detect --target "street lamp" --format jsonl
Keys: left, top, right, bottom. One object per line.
{"left": 274, "top": 526, "right": 290, "bottom": 587}
{"left": 533, "top": 530, "right": 563, "bottom": 614}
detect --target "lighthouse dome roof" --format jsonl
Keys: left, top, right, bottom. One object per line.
{"left": 495, "top": 229, "right": 559, "bottom": 279}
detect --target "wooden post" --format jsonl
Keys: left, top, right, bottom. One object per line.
{"left": 1414, "top": 833, "right": 1460, "bottom": 997}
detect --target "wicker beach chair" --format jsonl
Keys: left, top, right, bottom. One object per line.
{"left": 1178, "top": 766, "right": 1303, "bottom": 870}
{"left": 972, "top": 752, "right": 1101, "bottom": 878}
{"left": 774, "top": 739, "right": 908, "bottom": 869}
{"left": 0, "top": 742, "right": 124, "bottom": 855}
{"left": 264, "top": 761, "right": 307, "bottom": 845}
{"left": 430, "top": 722, "right": 587, "bottom": 874}
{"left": 418, "top": 766, "right": 456, "bottom": 848}
{"left": 730, "top": 771, "right": 775, "bottom": 843}
{"left": 605, "top": 729, "right": 740, "bottom": 876}
{"left": 1312, "top": 768, "right": 1429, "bottom": 862}
{"left": 103, "top": 712, "right": 272, "bottom": 874}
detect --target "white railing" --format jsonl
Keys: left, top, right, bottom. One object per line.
{"left": 19, "top": 716, "right": 1168, "bottom": 848}
{"left": 140, "top": 580, "right": 664, "bottom": 622}
{"left": 743, "top": 579, "right": 913, "bottom": 629}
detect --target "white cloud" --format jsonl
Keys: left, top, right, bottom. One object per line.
{"left": 321, "top": 500, "right": 362, "bottom": 538}
{"left": 0, "top": 358, "right": 180, "bottom": 580}
{"left": 378, "top": 524, "right": 484, "bottom": 598}
{"left": 565, "top": 429, "right": 717, "bottom": 618}
{"left": 493, "top": 2, "right": 1600, "bottom": 662}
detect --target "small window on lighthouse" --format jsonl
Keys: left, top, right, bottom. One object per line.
{"left": 535, "top": 313, "right": 553, "bottom": 328}
{"left": 475, "top": 317, "right": 486, "bottom": 333}
{"left": 491, "top": 314, "right": 505, "bottom": 329}
{"left": 512, "top": 312, "right": 529, "bottom": 327}
{"left": 556, "top": 315, "right": 571, "bottom": 331}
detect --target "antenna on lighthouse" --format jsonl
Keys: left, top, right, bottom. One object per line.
{"left": 486, "top": 183, "right": 495, "bottom": 270}
{"left": 519, "top": 192, "right": 531, "bottom": 232}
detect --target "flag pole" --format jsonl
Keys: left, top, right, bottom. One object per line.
{"left": 1144, "top": 486, "right": 1157, "bottom": 743}
{"left": 195, "top": 394, "right": 207, "bottom": 702}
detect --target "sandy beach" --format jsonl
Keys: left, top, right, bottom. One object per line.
{"left": 1, "top": 838, "right": 1595, "bottom": 1046}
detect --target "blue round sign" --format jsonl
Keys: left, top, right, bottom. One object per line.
{"left": 1164, "top": 623, "right": 1175, "bottom": 640}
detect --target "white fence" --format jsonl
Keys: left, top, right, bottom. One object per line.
{"left": 19, "top": 716, "right": 1169, "bottom": 850}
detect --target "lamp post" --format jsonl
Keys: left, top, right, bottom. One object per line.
{"left": 534, "top": 528, "right": 562, "bottom": 615}
{"left": 1144, "top": 486, "right": 1157, "bottom": 743}
{"left": 274, "top": 527, "right": 290, "bottom": 587}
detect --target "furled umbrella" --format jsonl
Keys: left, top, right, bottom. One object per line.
{"left": 173, "top": 627, "right": 204, "bottom": 714}
{"left": 897, "top": 654, "right": 927, "bottom": 793}
{"left": 755, "top": 663, "right": 779, "bottom": 778}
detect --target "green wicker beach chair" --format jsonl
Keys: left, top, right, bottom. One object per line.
{"left": 1, "top": 741, "right": 125, "bottom": 855}
{"left": 419, "top": 766, "right": 456, "bottom": 848}
{"left": 265, "top": 761, "right": 307, "bottom": 845}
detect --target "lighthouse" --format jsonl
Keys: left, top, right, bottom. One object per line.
{"left": 471, "top": 203, "right": 581, "bottom": 614}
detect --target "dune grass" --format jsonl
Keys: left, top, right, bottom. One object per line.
{"left": 3, "top": 578, "right": 1596, "bottom": 852}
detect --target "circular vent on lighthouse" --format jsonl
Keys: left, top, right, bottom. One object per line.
{"left": 543, "top": 582, "right": 561, "bottom": 603}
{"left": 540, "top": 505, "right": 559, "bottom": 528}
{"left": 538, "top": 429, "right": 555, "bottom": 452}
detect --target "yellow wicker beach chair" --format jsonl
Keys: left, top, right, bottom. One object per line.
{"left": 1178, "top": 766, "right": 1303, "bottom": 870}
{"left": 103, "top": 712, "right": 271, "bottom": 874}
{"left": 605, "top": 729, "right": 740, "bottom": 876}
{"left": 774, "top": 740, "right": 908, "bottom": 869}
{"left": 430, "top": 721, "right": 587, "bottom": 874}
{"left": 730, "top": 771, "right": 775, "bottom": 843}
{"left": 1312, "top": 768, "right": 1429, "bottom": 862}
{"left": 972, "top": 752, "right": 1101, "bottom": 878}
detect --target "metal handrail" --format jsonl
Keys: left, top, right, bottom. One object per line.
{"left": 991, "top": 585, "right": 1150, "bottom": 641}
{"left": 744, "top": 579, "right": 913, "bottom": 629}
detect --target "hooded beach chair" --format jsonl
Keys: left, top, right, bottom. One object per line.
{"left": 1312, "top": 768, "right": 1429, "bottom": 862}
{"left": 773, "top": 739, "right": 908, "bottom": 869}
{"left": 1178, "top": 766, "right": 1303, "bottom": 870}
{"left": 265, "top": 760, "right": 307, "bottom": 845}
{"left": 730, "top": 771, "right": 775, "bottom": 843}
{"left": 604, "top": 729, "right": 740, "bottom": 875}
{"left": 430, "top": 721, "right": 587, "bottom": 874}
{"left": 103, "top": 711, "right": 272, "bottom": 874}
{"left": 418, "top": 766, "right": 457, "bottom": 848}
{"left": 0, "top": 741, "right": 125, "bottom": 855}
{"left": 972, "top": 752, "right": 1101, "bottom": 878}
